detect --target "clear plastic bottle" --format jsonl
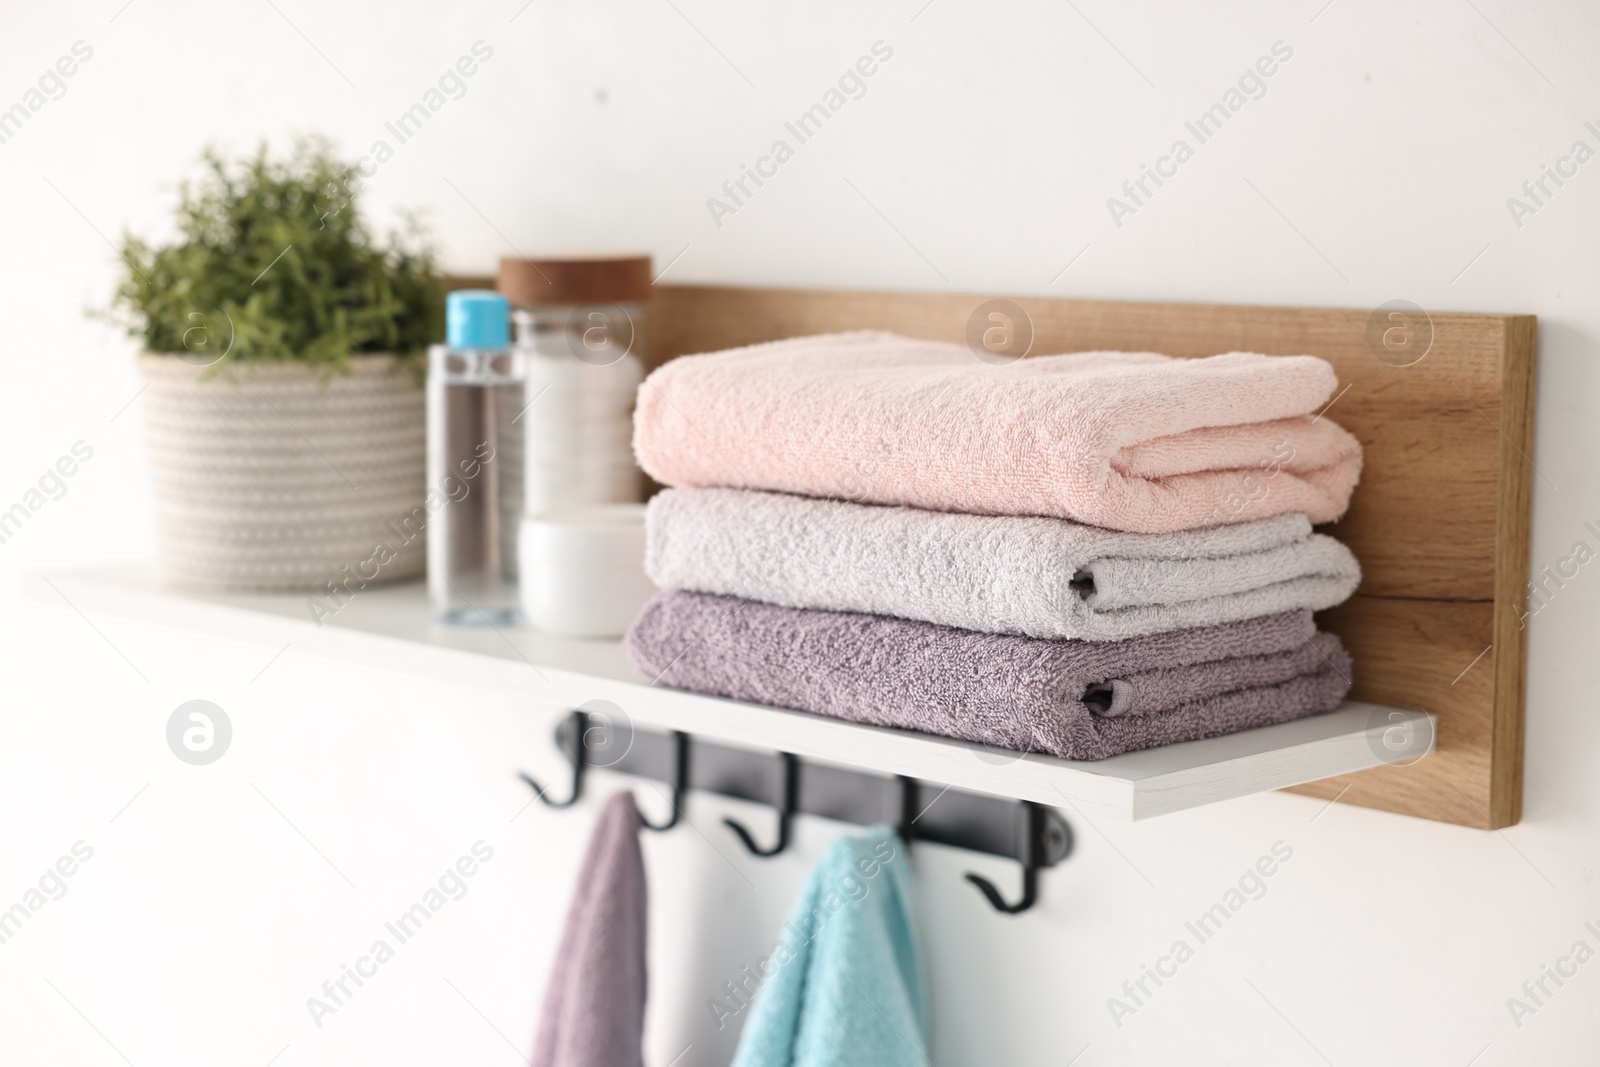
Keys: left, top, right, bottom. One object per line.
{"left": 427, "top": 291, "right": 525, "bottom": 625}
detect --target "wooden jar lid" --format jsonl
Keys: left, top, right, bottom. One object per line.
{"left": 497, "top": 255, "right": 653, "bottom": 307}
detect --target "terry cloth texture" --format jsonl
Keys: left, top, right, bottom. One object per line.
{"left": 632, "top": 331, "right": 1363, "bottom": 534}
{"left": 646, "top": 487, "right": 1362, "bottom": 641}
{"left": 729, "top": 826, "right": 927, "bottom": 1067}
{"left": 626, "top": 593, "right": 1352, "bottom": 761}
{"left": 531, "top": 791, "right": 648, "bottom": 1067}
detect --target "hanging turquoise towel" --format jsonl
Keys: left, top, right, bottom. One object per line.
{"left": 730, "top": 825, "right": 928, "bottom": 1067}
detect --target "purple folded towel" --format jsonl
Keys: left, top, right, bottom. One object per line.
{"left": 531, "top": 791, "right": 647, "bottom": 1067}
{"left": 626, "top": 593, "right": 1351, "bottom": 761}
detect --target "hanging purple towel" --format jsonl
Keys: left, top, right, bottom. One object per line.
{"left": 531, "top": 791, "right": 647, "bottom": 1067}
{"left": 626, "top": 592, "right": 1351, "bottom": 761}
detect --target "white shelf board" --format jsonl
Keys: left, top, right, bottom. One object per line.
{"left": 36, "top": 567, "right": 1431, "bottom": 822}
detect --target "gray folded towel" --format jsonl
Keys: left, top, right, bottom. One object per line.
{"left": 626, "top": 593, "right": 1351, "bottom": 761}
{"left": 645, "top": 488, "right": 1361, "bottom": 641}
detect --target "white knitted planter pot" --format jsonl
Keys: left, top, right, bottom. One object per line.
{"left": 140, "top": 354, "right": 426, "bottom": 591}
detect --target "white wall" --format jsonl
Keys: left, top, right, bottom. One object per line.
{"left": 1, "top": 1, "right": 1597, "bottom": 1064}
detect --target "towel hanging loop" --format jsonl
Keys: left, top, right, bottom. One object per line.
{"left": 518, "top": 709, "right": 588, "bottom": 808}
{"left": 964, "top": 801, "right": 1047, "bottom": 915}
{"left": 724, "top": 752, "right": 800, "bottom": 857}
{"left": 640, "top": 730, "right": 691, "bottom": 832}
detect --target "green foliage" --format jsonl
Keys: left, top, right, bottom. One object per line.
{"left": 105, "top": 138, "right": 444, "bottom": 372}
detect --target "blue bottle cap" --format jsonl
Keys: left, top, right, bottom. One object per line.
{"left": 446, "top": 290, "right": 509, "bottom": 349}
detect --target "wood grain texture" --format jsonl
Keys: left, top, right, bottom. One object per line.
{"left": 644, "top": 284, "right": 1537, "bottom": 829}
{"left": 1492, "top": 316, "right": 1538, "bottom": 827}
{"left": 1284, "top": 596, "right": 1496, "bottom": 827}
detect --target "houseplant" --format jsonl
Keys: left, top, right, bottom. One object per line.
{"left": 105, "top": 139, "right": 444, "bottom": 592}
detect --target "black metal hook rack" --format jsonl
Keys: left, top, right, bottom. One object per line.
{"left": 518, "top": 709, "right": 1073, "bottom": 915}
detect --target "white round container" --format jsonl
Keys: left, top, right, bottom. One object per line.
{"left": 519, "top": 504, "right": 655, "bottom": 638}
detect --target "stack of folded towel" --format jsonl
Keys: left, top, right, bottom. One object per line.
{"left": 626, "top": 331, "right": 1363, "bottom": 762}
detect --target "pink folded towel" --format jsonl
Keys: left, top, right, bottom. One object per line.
{"left": 531, "top": 792, "right": 647, "bottom": 1067}
{"left": 633, "top": 331, "right": 1363, "bottom": 534}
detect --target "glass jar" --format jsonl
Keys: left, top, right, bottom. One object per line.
{"left": 498, "top": 256, "right": 652, "bottom": 519}
{"left": 512, "top": 303, "right": 644, "bottom": 516}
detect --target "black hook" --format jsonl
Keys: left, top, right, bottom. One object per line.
{"left": 964, "top": 801, "right": 1046, "bottom": 915}
{"left": 517, "top": 710, "right": 587, "bottom": 808}
{"left": 894, "top": 775, "right": 919, "bottom": 852}
{"left": 640, "top": 731, "right": 690, "bottom": 832}
{"left": 724, "top": 752, "right": 799, "bottom": 857}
